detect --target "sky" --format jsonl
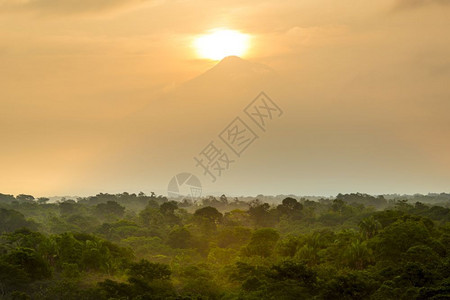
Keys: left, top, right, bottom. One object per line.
{"left": 0, "top": 0, "right": 449, "bottom": 197}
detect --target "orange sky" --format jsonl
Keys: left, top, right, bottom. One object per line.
{"left": 0, "top": 0, "right": 449, "bottom": 197}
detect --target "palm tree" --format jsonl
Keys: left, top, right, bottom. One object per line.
{"left": 295, "top": 244, "right": 319, "bottom": 266}
{"left": 359, "top": 217, "right": 381, "bottom": 239}
{"left": 344, "top": 240, "right": 372, "bottom": 270}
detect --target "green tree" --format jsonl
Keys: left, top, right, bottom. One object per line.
{"left": 0, "top": 261, "right": 30, "bottom": 294}
{"left": 371, "top": 218, "right": 432, "bottom": 262}
{"left": 16, "top": 194, "right": 35, "bottom": 203}
{"left": 194, "top": 206, "right": 223, "bottom": 223}
{"left": 95, "top": 201, "right": 125, "bottom": 219}
{"left": 167, "top": 226, "right": 192, "bottom": 249}
{"left": 0, "top": 209, "right": 36, "bottom": 233}
{"left": 359, "top": 216, "right": 382, "bottom": 239}
{"left": 37, "top": 197, "right": 50, "bottom": 204}
{"left": 248, "top": 200, "right": 275, "bottom": 227}
{"left": 344, "top": 240, "right": 373, "bottom": 270}
{"left": 243, "top": 228, "right": 280, "bottom": 257}
{"left": 277, "top": 197, "right": 303, "bottom": 220}
{"left": 6, "top": 247, "right": 52, "bottom": 280}
{"left": 160, "top": 201, "right": 178, "bottom": 215}
{"left": 128, "top": 259, "right": 171, "bottom": 282}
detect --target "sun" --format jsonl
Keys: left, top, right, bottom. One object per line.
{"left": 194, "top": 29, "right": 250, "bottom": 60}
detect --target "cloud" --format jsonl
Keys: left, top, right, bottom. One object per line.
{"left": 0, "top": 0, "right": 158, "bottom": 15}
{"left": 394, "top": 0, "right": 450, "bottom": 10}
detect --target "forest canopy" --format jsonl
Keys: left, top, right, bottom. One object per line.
{"left": 0, "top": 192, "right": 449, "bottom": 299}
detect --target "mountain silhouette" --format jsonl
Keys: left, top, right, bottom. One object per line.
{"left": 121, "top": 56, "right": 285, "bottom": 189}
{"left": 187, "top": 55, "right": 275, "bottom": 85}
{"left": 135, "top": 55, "right": 281, "bottom": 121}
{"left": 179, "top": 56, "right": 277, "bottom": 97}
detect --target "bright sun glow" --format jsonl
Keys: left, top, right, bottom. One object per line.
{"left": 194, "top": 29, "right": 250, "bottom": 60}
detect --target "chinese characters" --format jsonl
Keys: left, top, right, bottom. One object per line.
{"left": 194, "top": 92, "right": 283, "bottom": 183}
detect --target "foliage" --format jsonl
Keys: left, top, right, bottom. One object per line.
{"left": 0, "top": 193, "right": 448, "bottom": 299}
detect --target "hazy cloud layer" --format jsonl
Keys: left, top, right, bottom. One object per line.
{"left": 395, "top": 0, "right": 450, "bottom": 10}
{"left": 0, "top": 0, "right": 157, "bottom": 15}
{"left": 0, "top": 0, "right": 449, "bottom": 196}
